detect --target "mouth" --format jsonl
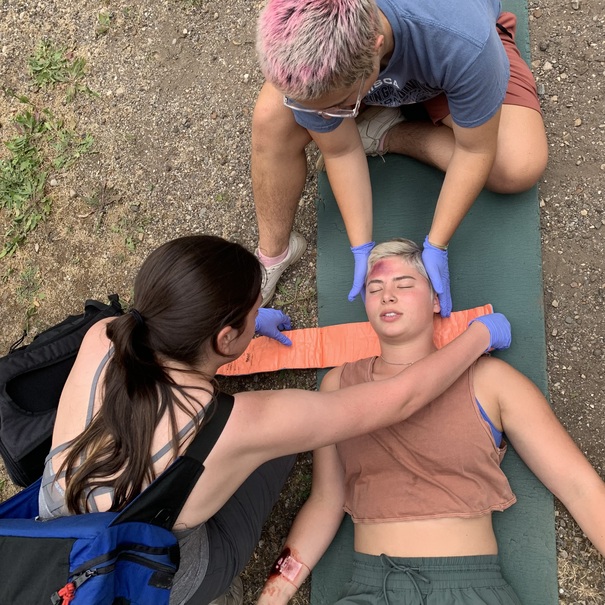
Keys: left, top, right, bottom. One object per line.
{"left": 380, "top": 311, "right": 401, "bottom": 321}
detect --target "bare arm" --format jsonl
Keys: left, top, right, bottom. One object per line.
{"left": 257, "top": 369, "right": 346, "bottom": 604}
{"left": 234, "top": 320, "right": 494, "bottom": 463}
{"left": 476, "top": 357, "right": 605, "bottom": 557}
{"left": 257, "top": 444, "right": 345, "bottom": 604}
{"left": 429, "top": 110, "right": 500, "bottom": 247}
{"left": 312, "top": 121, "right": 373, "bottom": 247}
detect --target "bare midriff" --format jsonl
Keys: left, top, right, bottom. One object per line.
{"left": 354, "top": 515, "right": 498, "bottom": 557}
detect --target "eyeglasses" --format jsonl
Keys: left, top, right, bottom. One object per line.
{"left": 283, "top": 79, "right": 366, "bottom": 119}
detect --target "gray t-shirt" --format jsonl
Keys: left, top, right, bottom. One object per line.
{"left": 293, "top": 0, "right": 509, "bottom": 133}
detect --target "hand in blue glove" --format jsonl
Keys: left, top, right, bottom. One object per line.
{"left": 255, "top": 308, "right": 292, "bottom": 346}
{"left": 422, "top": 236, "right": 452, "bottom": 318}
{"left": 348, "top": 242, "right": 376, "bottom": 302}
{"left": 468, "top": 313, "right": 511, "bottom": 352}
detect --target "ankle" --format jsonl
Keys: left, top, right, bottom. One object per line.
{"left": 257, "top": 246, "right": 289, "bottom": 268}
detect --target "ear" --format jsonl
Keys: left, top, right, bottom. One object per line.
{"left": 374, "top": 34, "right": 384, "bottom": 52}
{"left": 432, "top": 292, "right": 441, "bottom": 314}
{"left": 216, "top": 325, "right": 240, "bottom": 357}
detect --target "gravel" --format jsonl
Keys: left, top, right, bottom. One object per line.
{"left": 0, "top": 0, "right": 603, "bottom": 602}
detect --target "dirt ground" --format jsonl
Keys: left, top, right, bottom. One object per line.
{"left": 0, "top": 0, "right": 603, "bottom": 603}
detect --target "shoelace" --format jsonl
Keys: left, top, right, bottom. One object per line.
{"left": 380, "top": 554, "right": 430, "bottom": 605}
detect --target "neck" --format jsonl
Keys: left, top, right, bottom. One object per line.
{"left": 377, "top": 339, "right": 436, "bottom": 372}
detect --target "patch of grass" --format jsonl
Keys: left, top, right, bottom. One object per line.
{"left": 50, "top": 125, "right": 94, "bottom": 170}
{"left": 81, "top": 182, "right": 120, "bottom": 232}
{"left": 110, "top": 213, "right": 150, "bottom": 254}
{"left": 16, "top": 264, "right": 45, "bottom": 331}
{"left": 27, "top": 41, "right": 96, "bottom": 102}
{"left": 0, "top": 107, "right": 51, "bottom": 257}
{"left": 274, "top": 276, "right": 315, "bottom": 307}
{"left": 95, "top": 11, "right": 113, "bottom": 37}
{"left": 0, "top": 97, "right": 94, "bottom": 256}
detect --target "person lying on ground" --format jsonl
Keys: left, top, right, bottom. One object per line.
{"left": 258, "top": 238, "right": 605, "bottom": 605}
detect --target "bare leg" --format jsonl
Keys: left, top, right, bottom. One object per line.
{"left": 383, "top": 104, "right": 548, "bottom": 194}
{"left": 251, "top": 82, "right": 312, "bottom": 257}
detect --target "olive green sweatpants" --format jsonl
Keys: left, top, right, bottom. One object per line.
{"left": 333, "top": 553, "right": 522, "bottom": 605}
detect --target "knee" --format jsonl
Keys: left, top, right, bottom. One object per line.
{"left": 252, "top": 96, "right": 310, "bottom": 156}
{"left": 487, "top": 146, "right": 548, "bottom": 194}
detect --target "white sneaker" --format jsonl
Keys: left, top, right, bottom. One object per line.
{"left": 356, "top": 105, "right": 406, "bottom": 156}
{"left": 256, "top": 231, "right": 307, "bottom": 306}
{"left": 316, "top": 106, "right": 406, "bottom": 170}
{"left": 208, "top": 576, "right": 244, "bottom": 605}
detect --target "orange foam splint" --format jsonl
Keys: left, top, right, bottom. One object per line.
{"left": 218, "top": 304, "right": 493, "bottom": 376}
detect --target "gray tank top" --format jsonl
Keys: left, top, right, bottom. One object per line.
{"left": 38, "top": 350, "right": 205, "bottom": 516}
{"left": 37, "top": 350, "right": 211, "bottom": 602}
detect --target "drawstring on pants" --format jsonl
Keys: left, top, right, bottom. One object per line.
{"left": 380, "top": 554, "right": 430, "bottom": 605}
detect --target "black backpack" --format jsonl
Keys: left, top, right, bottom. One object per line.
{"left": 0, "top": 295, "right": 123, "bottom": 487}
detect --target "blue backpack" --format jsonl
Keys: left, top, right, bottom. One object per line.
{"left": 0, "top": 392, "right": 234, "bottom": 605}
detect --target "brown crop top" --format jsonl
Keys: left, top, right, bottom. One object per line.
{"left": 336, "top": 358, "right": 516, "bottom": 523}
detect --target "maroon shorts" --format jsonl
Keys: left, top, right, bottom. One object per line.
{"left": 423, "top": 12, "right": 542, "bottom": 124}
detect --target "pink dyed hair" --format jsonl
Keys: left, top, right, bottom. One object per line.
{"left": 257, "top": 0, "right": 381, "bottom": 100}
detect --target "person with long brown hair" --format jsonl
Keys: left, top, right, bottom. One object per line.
{"left": 39, "top": 234, "right": 510, "bottom": 605}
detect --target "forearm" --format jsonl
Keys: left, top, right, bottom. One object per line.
{"left": 559, "top": 476, "right": 605, "bottom": 557}
{"left": 324, "top": 148, "right": 373, "bottom": 247}
{"left": 375, "top": 320, "right": 492, "bottom": 422}
{"left": 257, "top": 495, "right": 344, "bottom": 604}
{"left": 429, "top": 146, "right": 494, "bottom": 246}
{"left": 313, "top": 122, "right": 373, "bottom": 247}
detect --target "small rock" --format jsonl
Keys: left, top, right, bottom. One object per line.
{"left": 533, "top": 8, "right": 543, "bottom": 18}
{"left": 537, "top": 83, "right": 545, "bottom": 96}
{"left": 34, "top": 243, "right": 40, "bottom": 253}
{"left": 69, "top": 189, "right": 77, "bottom": 198}
{"left": 243, "top": 73, "right": 250, "bottom": 83}
{"left": 580, "top": 209, "right": 588, "bottom": 216}
{"left": 50, "top": 178, "right": 58, "bottom": 187}
{"left": 565, "top": 316, "right": 573, "bottom": 324}
{"left": 116, "top": 87, "right": 125, "bottom": 96}
{"left": 552, "top": 300, "right": 559, "bottom": 308}
{"left": 571, "top": 0, "right": 580, "bottom": 9}
{"left": 543, "top": 61, "right": 553, "bottom": 71}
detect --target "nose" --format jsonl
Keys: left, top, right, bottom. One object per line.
{"left": 381, "top": 288, "right": 396, "bottom": 304}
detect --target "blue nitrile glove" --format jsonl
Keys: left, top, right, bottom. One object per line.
{"left": 422, "top": 235, "right": 452, "bottom": 318}
{"left": 255, "top": 308, "right": 292, "bottom": 346}
{"left": 348, "top": 242, "right": 376, "bottom": 302}
{"left": 468, "top": 313, "right": 511, "bottom": 352}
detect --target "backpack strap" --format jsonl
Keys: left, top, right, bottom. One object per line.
{"left": 111, "top": 392, "right": 234, "bottom": 529}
